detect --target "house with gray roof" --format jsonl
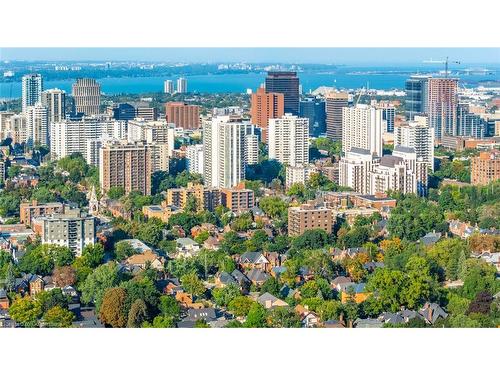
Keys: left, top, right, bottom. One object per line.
{"left": 239, "top": 252, "right": 269, "bottom": 270}
{"left": 186, "top": 307, "right": 218, "bottom": 322}
{"left": 419, "top": 302, "right": 448, "bottom": 325}
{"left": 419, "top": 232, "right": 442, "bottom": 246}
{"left": 217, "top": 271, "right": 237, "bottom": 286}
{"left": 245, "top": 268, "right": 270, "bottom": 285}
{"left": 354, "top": 318, "right": 383, "bottom": 328}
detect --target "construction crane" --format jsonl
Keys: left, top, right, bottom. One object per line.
{"left": 423, "top": 57, "right": 460, "bottom": 77}
{"left": 444, "top": 57, "right": 461, "bottom": 78}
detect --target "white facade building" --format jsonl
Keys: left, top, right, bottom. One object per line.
{"left": 176, "top": 77, "right": 187, "bottom": 93}
{"left": 41, "top": 88, "right": 66, "bottom": 124}
{"left": 186, "top": 144, "right": 204, "bottom": 175}
{"left": 0, "top": 112, "right": 14, "bottom": 141}
{"left": 50, "top": 118, "right": 127, "bottom": 164}
{"left": 203, "top": 116, "right": 246, "bottom": 188}
{"left": 164, "top": 80, "right": 174, "bottom": 94}
{"left": 268, "top": 114, "right": 309, "bottom": 167}
{"left": 3, "top": 114, "right": 28, "bottom": 144}
{"left": 26, "top": 104, "right": 48, "bottom": 147}
{"left": 342, "top": 105, "right": 383, "bottom": 157}
{"left": 286, "top": 164, "right": 318, "bottom": 188}
{"left": 127, "top": 119, "right": 175, "bottom": 157}
{"left": 394, "top": 115, "right": 434, "bottom": 171}
{"left": 339, "top": 145, "right": 428, "bottom": 196}
{"left": 339, "top": 148, "right": 378, "bottom": 194}
{"left": 244, "top": 123, "right": 259, "bottom": 166}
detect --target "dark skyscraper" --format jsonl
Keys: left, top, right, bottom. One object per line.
{"left": 112, "top": 103, "right": 136, "bottom": 121}
{"left": 299, "top": 97, "right": 326, "bottom": 137}
{"left": 405, "top": 75, "right": 429, "bottom": 120}
{"left": 381, "top": 105, "right": 395, "bottom": 133}
{"left": 265, "top": 71, "right": 300, "bottom": 115}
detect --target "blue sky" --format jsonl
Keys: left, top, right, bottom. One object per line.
{"left": 1, "top": 48, "right": 499, "bottom": 65}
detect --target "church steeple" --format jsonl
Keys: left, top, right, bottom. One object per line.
{"left": 88, "top": 185, "right": 99, "bottom": 216}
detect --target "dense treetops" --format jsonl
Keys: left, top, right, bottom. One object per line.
{"left": 1, "top": 142, "right": 499, "bottom": 328}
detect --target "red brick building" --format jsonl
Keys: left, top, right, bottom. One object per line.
{"left": 471, "top": 150, "right": 500, "bottom": 185}
{"left": 165, "top": 102, "right": 200, "bottom": 129}
{"left": 250, "top": 87, "right": 284, "bottom": 142}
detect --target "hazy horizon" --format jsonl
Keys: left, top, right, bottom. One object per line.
{"left": 1, "top": 48, "right": 499, "bottom": 65}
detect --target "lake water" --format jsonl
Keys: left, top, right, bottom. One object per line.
{"left": 1, "top": 67, "right": 499, "bottom": 98}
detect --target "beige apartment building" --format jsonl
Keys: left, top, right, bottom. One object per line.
{"left": 288, "top": 203, "right": 334, "bottom": 236}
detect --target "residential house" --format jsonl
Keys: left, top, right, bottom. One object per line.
{"left": 245, "top": 268, "right": 270, "bottom": 286}
{"left": 378, "top": 312, "right": 404, "bottom": 325}
{"left": 256, "top": 292, "right": 289, "bottom": 309}
{"left": 340, "top": 283, "right": 370, "bottom": 304}
{"left": 28, "top": 274, "right": 44, "bottom": 296}
{"left": 124, "top": 250, "right": 165, "bottom": 270}
{"left": 176, "top": 308, "right": 222, "bottom": 328}
{"left": 186, "top": 307, "right": 218, "bottom": 322}
{"left": 72, "top": 307, "right": 104, "bottom": 328}
{"left": 332, "top": 247, "right": 368, "bottom": 260}
{"left": 191, "top": 223, "right": 218, "bottom": 238}
{"left": 449, "top": 220, "right": 474, "bottom": 239}
{"left": 301, "top": 311, "right": 320, "bottom": 328}
{"left": 215, "top": 271, "right": 238, "bottom": 287}
{"left": 418, "top": 302, "right": 448, "bottom": 325}
{"left": 323, "top": 319, "right": 345, "bottom": 328}
{"left": 239, "top": 252, "right": 270, "bottom": 271}
{"left": 271, "top": 266, "right": 287, "bottom": 278}
{"left": 331, "top": 276, "right": 352, "bottom": 292}
{"left": 163, "top": 279, "right": 183, "bottom": 295}
{"left": 419, "top": 232, "right": 442, "bottom": 246}
{"left": 363, "top": 261, "right": 384, "bottom": 272}
{"left": 230, "top": 269, "right": 251, "bottom": 291}
{"left": 175, "top": 238, "right": 201, "bottom": 258}
{"left": 279, "top": 285, "right": 300, "bottom": 300}
{"left": 42, "top": 276, "right": 56, "bottom": 291}
{"left": 354, "top": 318, "right": 384, "bottom": 328}
{"left": 120, "top": 239, "right": 152, "bottom": 253}
{"left": 0, "top": 289, "right": 9, "bottom": 309}
{"left": 476, "top": 252, "right": 500, "bottom": 272}
{"left": 298, "top": 266, "right": 315, "bottom": 281}
{"left": 13, "top": 278, "right": 29, "bottom": 295}
{"left": 295, "top": 304, "right": 321, "bottom": 328}
{"left": 203, "top": 236, "right": 220, "bottom": 251}
{"left": 175, "top": 292, "right": 204, "bottom": 309}
{"left": 102, "top": 199, "right": 131, "bottom": 220}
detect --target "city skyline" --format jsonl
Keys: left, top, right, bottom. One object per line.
{"left": 1, "top": 48, "right": 499, "bottom": 64}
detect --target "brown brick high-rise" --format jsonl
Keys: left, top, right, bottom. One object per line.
{"left": 100, "top": 141, "right": 152, "bottom": 196}
{"left": 326, "top": 92, "right": 349, "bottom": 141}
{"left": 471, "top": 150, "right": 500, "bottom": 185}
{"left": 288, "top": 203, "right": 334, "bottom": 236}
{"left": 250, "top": 87, "right": 284, "bottom": 142}
{"left": 165, "top": 102, "right": 200, "bottom": 129}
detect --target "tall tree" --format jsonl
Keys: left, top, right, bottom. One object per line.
{"left": 81, "top": 263, "right": 121, "bottom": 312}
{"left": 43, "top": 306, "right": 74, "bottom": 328}
{"left": 9, "top": 296, "right": 42, "bottom": 327}
{"left": 127, "top": 299, "right": 149, "bottom": 328}
{"left": 244, "top": 302, "right": 267, "bottom": 328}
{"left": 52, "top": 265, "right": 77, "bottom": 287}
{"left": 99, "top": 287, "right": 128, "bottom": 328}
